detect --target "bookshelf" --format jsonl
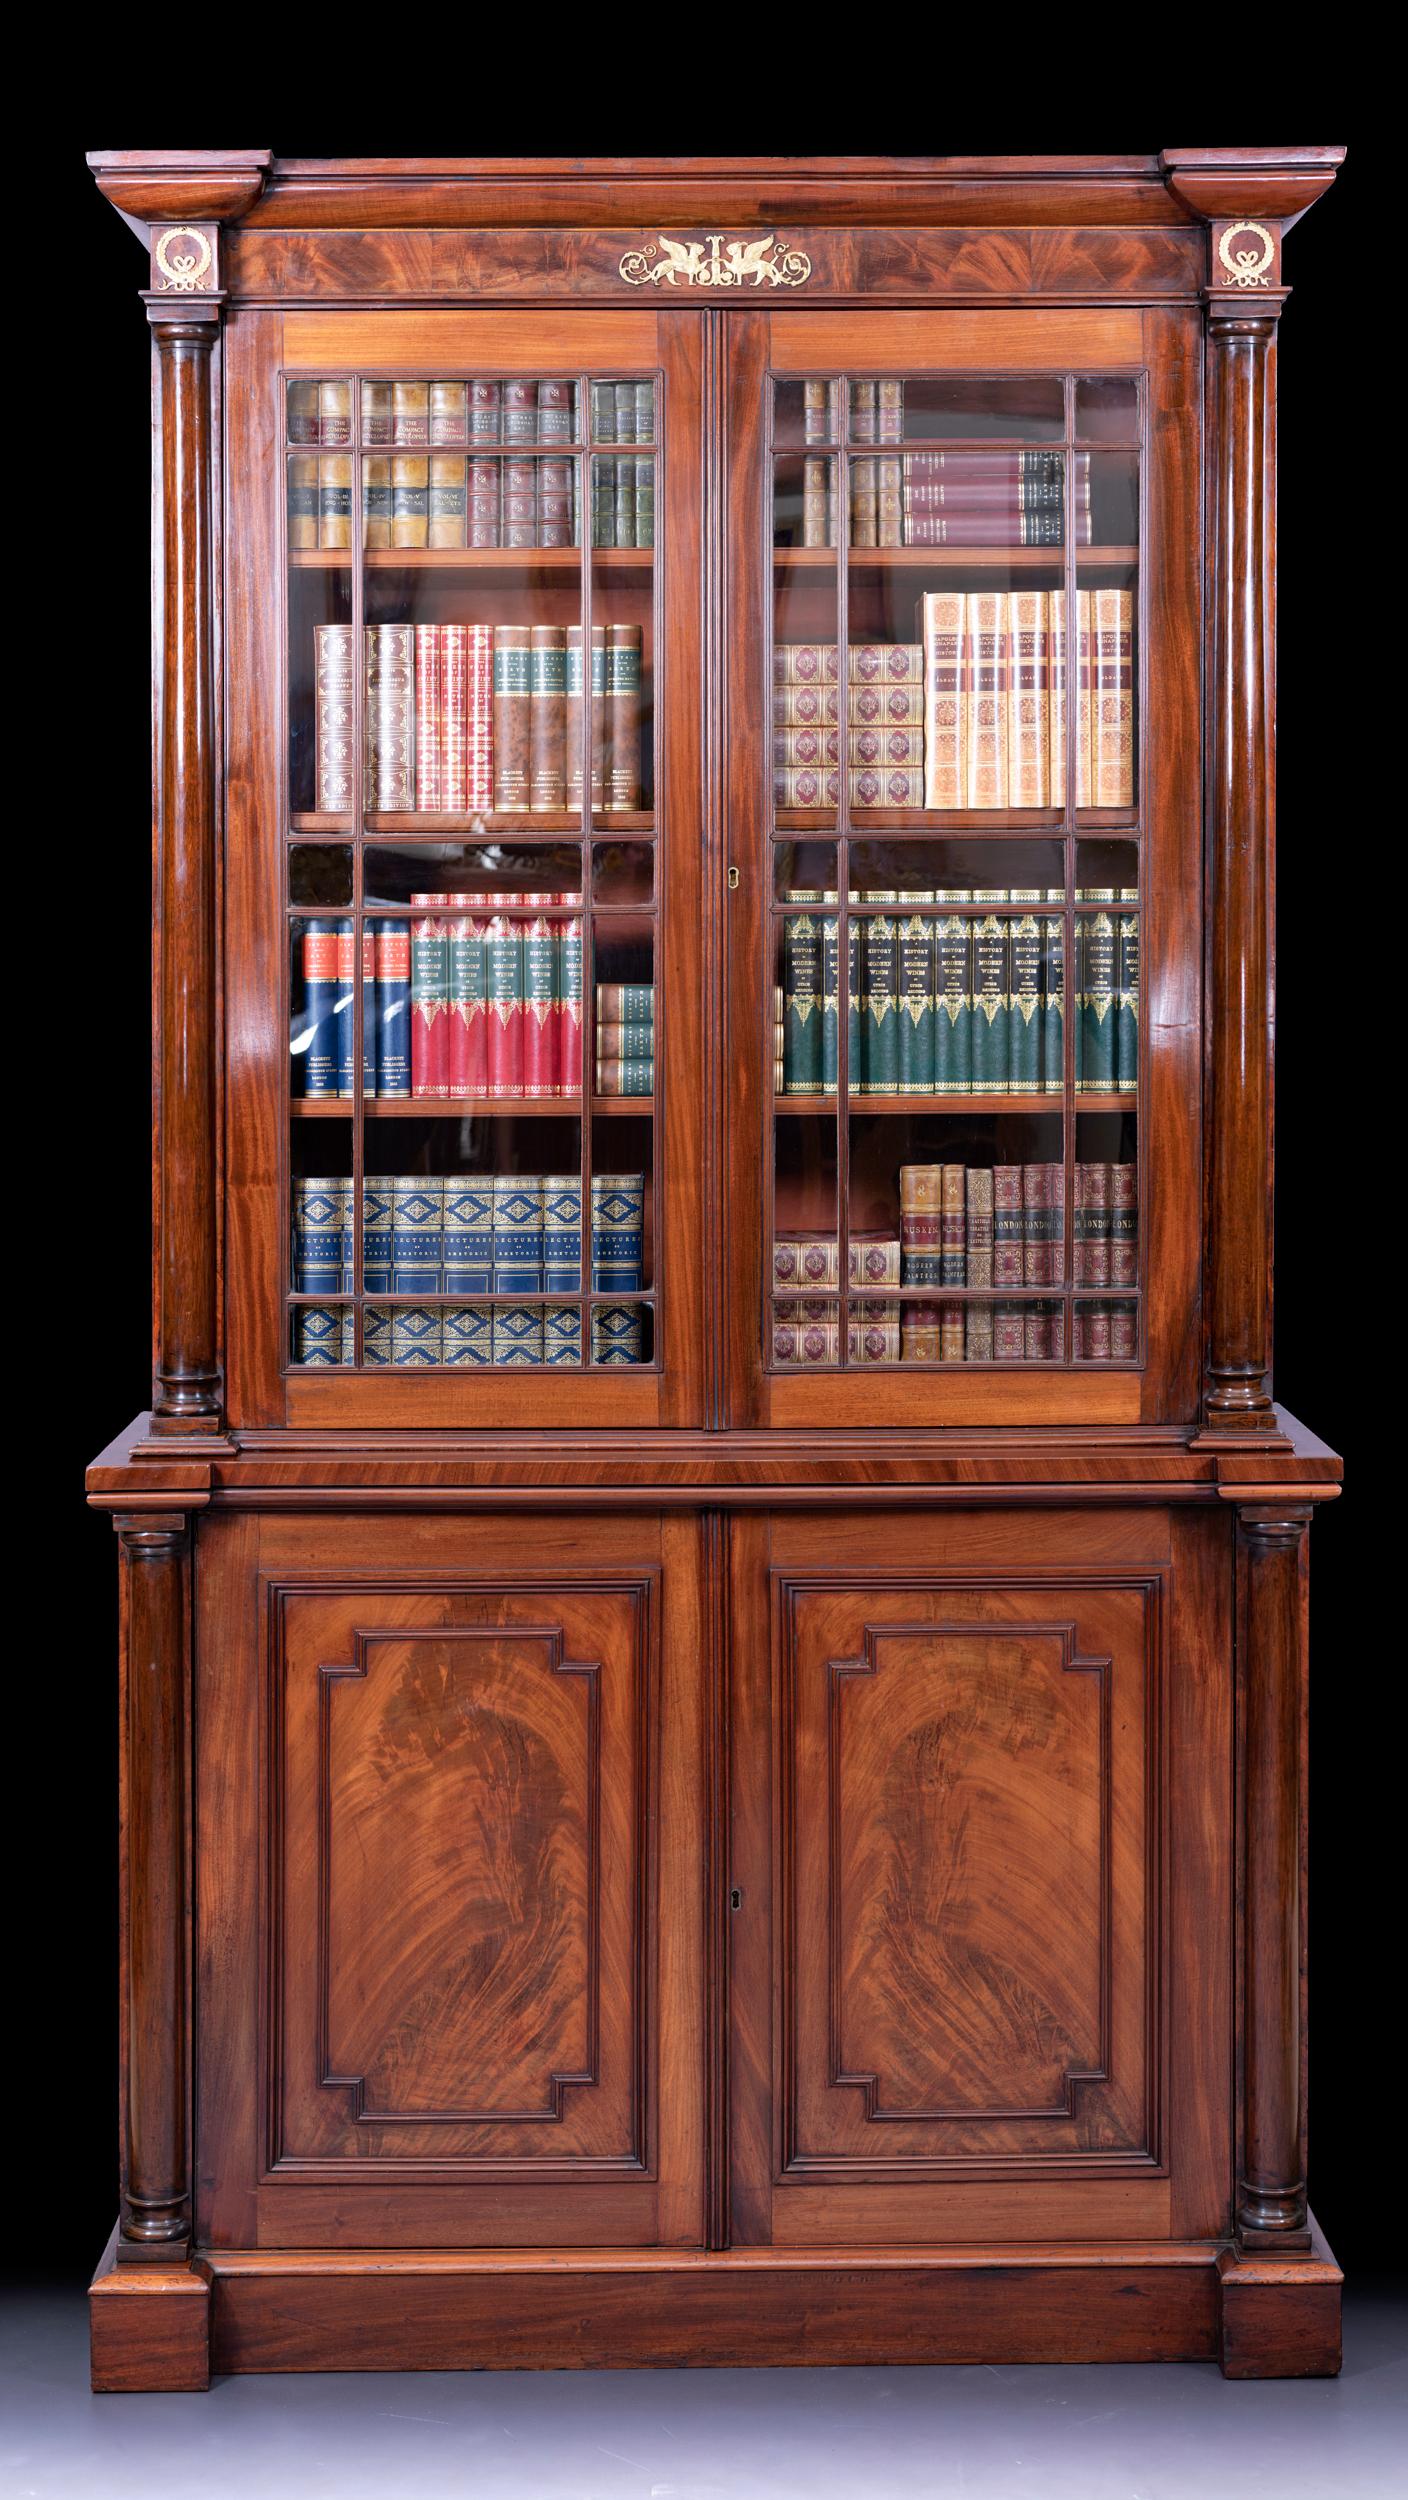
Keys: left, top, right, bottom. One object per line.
{"left": 86, "top": 148, "right": 1345, "bottom": 2393}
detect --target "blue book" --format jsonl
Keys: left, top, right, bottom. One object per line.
{"left": 542, "top": 1176, "right": 583, "bottom": 1292}
{"left": 443, "top": 1305, "right": 493, "bottom": 1366}
{"left": 363, "top": 1306, "right": 393, "bottom": 1366}
{"left": 333, "top": 917, "right": 356, "bottom": 1100}
{"left": 493, "top": 1302, "right": 545, "bottom": 1365}
{"left": 294, "top": 1304, "right": 346, "bottom": 1367}
{"left": 294, "top": 1176, "right": 347, "bottom": 1295}
{"left": 296, "top": 918, "right": 341, "bottom": 1098}
{"left": 543, "top": 1302, "right": 583, "bottom": 1366}
{"left": 391, "top": 1176, "right": 443, "bottom": 1294}
{"left": 492, "top": 1176, "right": 544, "bottom": 1295}
{"left": 377, "top": 919, "right": 411, "bottom": 1100}
{"left": 444, "top": 1180, "right": 493, "bottom": 1295}
{"left": 392, "top": 1303, "right": 441, "bottom": 1366}
{"left": 591, "top": 1302, "right": 646, "bottom": 1365}
{"left": 361, "top": 1175, "right": 394, "bottom": 1296}
{"left": 591, "top": 1172, "right": 645, "bottom": 1293}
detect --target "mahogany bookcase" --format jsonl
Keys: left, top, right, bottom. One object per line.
{"left": 85, "top": 150, "right": 1345, "bottom": 2389}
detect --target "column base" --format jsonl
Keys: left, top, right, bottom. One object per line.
{"left": 1217, "top": 2214, "right": 1342, "bottom": 2379}
{"left": 89, "top": 2225, "right": 210, "bottom": 2393}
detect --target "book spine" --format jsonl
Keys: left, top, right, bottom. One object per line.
{"left": 442, "top": 1305, "right": 494, "bottom": 1367}
{"left": 1048, "top": 588, "right": 1067, "bottom": 801}
{"left": 361, "top": 381, "right": 391, "bottom": 444}
{"left": 592, "top": 1173, "right": 645, "bottom": 1292}
{"left": 965, "top": 1167, "right": 994, "bottom": 1363}
{"left": 492, "top": 1304, "right": 545, "bottom": 1367}
{"left": 523, "top": 900, "right": 557, "bottom": 1098}
{"left": 391, "top": 1176, "right": 443, "bottom": 1296}
{"left": 846, "top": 917, "right": 863, "bottom": 1093}
{"left": 606, "top": 624, "right": 643, "bottom": 809}
{"left": 468, "top": 379, "right": 501, "bottom": 439}
{"left": 444, "top": 913, "right": 472, "bottom": 1098}
{"left": 318, "top": 452, "right": 352, "bottom": 552}
{"left": 429, "top": 381, "right": 467, "bottom": 445}
{"left": 592, "top": 454, "right": 616, "bottom": 549}
{"left": 537, "top": 378, "right": 574, "bottom": 443}
{"left": 591, "top": 1305, "right": 646, "bottom": 1366}
{"left": 315, "top": 626, "right": 354, "bottom": 813}
{"left": 287, "top": 453, "right": 319, "bottom": 551}
{"left": 465, "top": 914, "right": 489, "bottom": 1094}
{"left": 1076, "top": 589, "right": 1093, "bottom": 806}
{"left": 900, "top": 1305, "right": 943, "bottom": 1363}
{"left": 293, "top": 1176, "right": 348, "bottom": 1300}
{"left": 876, "top": 454, "right": 903, "bottom": 548}
{"left": 848, "top": 1236, "right": 901, "bottom": 1288}
{"left": 803, "top": 456, "right": 831, "bottom": 548}
{"left": 375, "top": 918, "right": 411, "bottom": 1099}
{"left": 970, "top": 913, "right": 1010, "bottom": 1094}
{"left": 992, "top": 1165, "right": 1024, "bottom": 1290}
{"left": 361, "top": 1174, "right": 392, "bottom": 1297}
{"left": 392, "top": 380, "right": 429, "bottom": 445}
{"left": 849, "top": 725, "right": 925, "bottom": 771}
{"left": 391, "top": 453, "right": 429, "bottom": 549}
{"left": 298, "top": 918, "right": 341, "bottom": 1097}
{"left": 465, "top": 623, "right": 493, "bottom": 812}
{"left": 439, "top": 624, "right": 467, "bottom": 813}
{"left": 934, "top": 913, "right": 972, "bottom": 1094}
{"left": 537, "top": 453, "right": 574, "bottom": 550}
{"left": 500, "top": 454, "right": 534, "bottom": 548}
{"left": 940, "top": 1163, "right": 966, "bottom": 1288}
{"left": 428, "top": 454, "right": 467, "bottom": 549}
{"left": 541, "top": 1176, "right": 583, "bottom": 1294}
{"left": 1075, "top": 1160, "right": 1111, "bottom": 1288}
{"left": 468, "top": 454, "right": 501, "bottom": 548}
{"left": 493, "top": 624, "right": 533, "bottom": 811}
{"left": 896, "top": 912, "right": 935, "bottom": 1094}
{"left": 1110, "top": 1163, "right": 1139, "bottom": 1288}
{"left": 820, "top": 907, "right": 840, "bottom": 1095}
{"left": 783, "top": 911, "right": 823, "bottom": 1093}
{"left": 594, "top": 1058, "right": 655, "bottom": 1097}
{"left": 1041, "top": 914, "right": 1065, "bottom": 1093}
{"left": 529, "top": 626, "right": 567, "bottom": 811}
{"left": 360, "top": 924, "right": 377, "bottom": 1099}
{"left": 334, "top": 920, "right": 356, "bottom": 1099}
{"left": 492, "top": 1175, "right": 543, "bottom": 1295}
{"left": 410, "top": 911, "right": 448, "bottom": 1098}
{"left": 900, "top": 1165, "right": 943, "bottom": 1287}
{"left": 1079, "top": 909, "right": 1117, "bottom": 1092}
{"left": 1008, "top": 911, "right": 1042, "bottom": 1091}
{"left": 1007, "top": 589, "right": 1049, "bottom": 806}
{"left": 487, "top": 904, "right": 524, "bottom": 1097}
{"left": 365, "top": 624, "right": 414, "bottom": 812}
{"left": 1092, "top": 587, "right": 1134, "bottom": 808}
{"left": 543, "top": 1302, "right": 583, "bottom": 1367}
{"left": 964, "top": 592, "right": 1009, "bottom": 807}
{"left": 557, "top": 915, "right": 583, "bottom": 1096}
{"left": 443, "top": 1179, "right": 493, "bottom": 1295}
{"left": 502, "top": 379, "right": 538, "bottom": 444}
{"left": 861, "top": 910, "right": 899, "bottom": 1095}
{"left": 413, "top": 624, "right": 442, "bottom": 813}
{"left": 849, "top": 457, "right": 878, "bottom": 548}
{"left": 803, "top": 380, "right": 829, "bottom": 442}
{"left": 1117, "top": 906, "right": 1140, "bottom": 1091}
{"left": 286, "top": 379, "right": 321, "bottom": 445}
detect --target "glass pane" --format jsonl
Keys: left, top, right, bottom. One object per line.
{"left": 854, "top": 378, "right": 1064, "bottom": 441}
{"left": 1076, "top": 378, "right": 1139, "bottom": 444}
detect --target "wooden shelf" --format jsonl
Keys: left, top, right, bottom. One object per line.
{"left": 773, "top": 810, "right": 1139, "bottom": 835}
{"left": 291, "top": 1096, "right": 652, "bottom": 1118}
{"left": 289, "top": 547, "right": 651, "bottom": 570}
{"left": 290, "top": 813, "right": 653, "bottom": 838}
{"left": 774, "top": 545, "right": 1137, "bottom": 570}
{"left": 776, "top": 1092, "right": 1131, "bottom": 1115}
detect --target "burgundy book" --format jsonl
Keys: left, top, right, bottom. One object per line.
{"left": 414, "top": 624, "right": 442, "bottom": 813}
{"left": 1110, "top": 1161, "right": 1138, "bottom": 1287}
{"left": 439, "top": 624, "right": 468, "bottom": 814}
{"left": 1074, "top": 1161, "right": 1111, "bottom": 1287}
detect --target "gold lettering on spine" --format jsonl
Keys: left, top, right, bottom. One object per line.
{"left": 619, "top": 233, "right": 812, "bottom": 289}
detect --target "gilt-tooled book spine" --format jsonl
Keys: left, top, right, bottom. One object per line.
{"left": 287, "top": 379, "right": 321, "bottom": 445}
{"left": 428, "top": 454, "right": 467, "bottom": 550}
{"left": 845, "top": 915, "right": 863, "bottom": 1093}
{"left": 992, "top": 1165, "right": 1024, "bottom": 1293}
{"left": 317, "top": 379, "right": 351, "bottom": 445}
{"left": 334, "top": 920, "right": 357, "bottom": 1100}
{"left": 543, "top": 1302, "right": 583, "bottom": 1366}
{"left": 783, "top": 907, "right": 823, "bottom": 1093}
{"left": 850, "top": 725, "right": 924, "bottom": 772}
{"left": 293, "top": 1176, "right": 345, "bottom": 1295}
{"left": 443, "top": 1180, "right": 492, "bottom": 1296}
{"left": 443, "top": 1304, "right": 492, "bottom": 1366}
{"left": 294, "top": 1305, "right": 347, "bottom": 1368}
{"left": 442, "top": 910, "right": 472, "bottom": 1099}
{"left": 363, "top": 1306, "right": 392, "bottom": 1365}
{"left": 287, "top": 454, "right": 319, "bottom": 551}
{"left": 469, "top": 380, "right": 501, "bottom": 439}
{"left": 523, "top": 898, "right": 557, "bottom": 1098}
{"left": 391, "top": 454, "right": 429, "bottom": 549}
{"left": 965, "top": 593, "right": 1009, "bottom": 807}
{"left": 606, "top": 625, "right": 643, "bottom": 810}
{"left": 1110, "top": 1162, "right": 1138, "bottom": 1288}
{"left": 900, "top": 1303, "right": 942, "bottom": 1363}
{"left": 861, "top": 908, "right": 899, "bottom": 1095}
{"left": 414, "top": 625, "right": 442, "bottom": 813}
{"left": 538, "top": 378, "right": 575, "bottom": 443}
{"left": 592, "top": 455, "right": 616, "bottom": 548}
{"left": 939, "top": 1163, "right": 966, "bottom": 1289}
{"left": 529, "top": 627, "right": 567, "bottom": 812}
{"left": 919, "top": 591, "right": 965, "bottom": 809}
{"left": 410, "top": 908, "right": 448, "bottom": 1099}
{"left": 1041, "top": 913, "right": 1065, "bottom": 1093}
{"left": 965, "top": 1168, "right": 995, "bottom": 1362}
{"left": 970, "top": 913, "right": 1010, "bottom": 1094}
{"left": 850, "top": 1305, "right": 900, "bottom": 1365}
{"left": 592, "top": 1174, "right": 645, "bottom": 1292}
{"left": 1009, "top": 911, "right": 1042, "bottom": 1091}
{"left": 557, "top": 914, "right": 584, "bottom": 1096}
{"left": 362, "top": 455, "right": 392, "bottom": 551}
{"left": 850, "top": 457, "right": 878, "bottom": 548}
{"left": 1117, "top": 904, "right": 1140, "bottom": 1091}
{"left": 430, "top": 381, "right": 468, "bottom": 445}
{"left": 315, "top": 626, "right": 354, "bottom": 814}
{"left": 803, "top": 457, "right": 831, "bottom": 549}
{"left": 361, "top": 1176, "right": 393, "bottom": 1297}
{"left": 503, "top": 456, "right": 537, "bottom": 550}
{"left": 392, "top": 380, "right": 429, "bottom": 444}
{"left": 1079, "top": 908, "right": 1117, "bottom": 1092}
{"left": 468, "top": 454, "right": 501, "bottom": 548}
{"left": 565, "top": 625, "right": 607, "bottom": 810}
{"left": 502, "top": 380, "right": 538, "bottom": 444}
{"left": 466, "top": 623, "right": 493, "bottom": 812}
{"left": 492, "top": 1176, "right": 544, "bottom": 1295}
{"left": 318, "top": 453, "right": 352, "bottom": 552}
{"left": 392, "top": 1304, "right": 442, "bottom": 1367}
{"left": 299, "top": 918, "right": 340, "bottom": 1098}
{"left": 537, "top": 454, "right": 574, "bottom": 551}
{"left": 1048, "top": 588, "right": 1067, "bottom": 803}
{"left": 542, "top": 1177, "right": 583, "bottom": 1293}
{"left": 897, "top": 911, "right": 935, "bottom": 1095}
{"left": 456, "top": 913, "right": 489, "bottom": 1096}
{"left": 614, "top": 382, "right": 639, "bottom": 443}
{"left": 900, "top": 1165, "right": 943, "bottom": 1288}
{"left": 1007, "top": 589, "right": 1049, "bottom": 807}
{"left": 362, "top": 381, "right": 391, "bottom": 445}
{"left": 361, "top": 925, "right": 377, "bottom": 1100}
{"left": 493, "top": 625, "right": 533, "bottom": 811}
{"left": 1075, "top": 1161, "right": 1111, "bottom": 1287}
{"left": 614, "top": 454, "right": 637, "bottom": 550}
{"left": 775, "top": 685, "right": 840, "bottom": 727}
{"left": 391, "top": 1177, "right": 443, "bottom": 1296}
{"left": 439, "top": 625, "right": 468, "bottom": 814}
{"left": 803, "top": 380, "right": 829, "bottom": 442}
{"left": 1110, "top": 1299, "right": 1138, "bottom": 1362}
{"left": 487, "top": 904, "right": 524, "bottom": 1097}
{"left": 1075, "top": 589, "right": 1093, "bottom": 806}
{"left": 592, "top": 1304, "right": 646, "bottom": 1365}
{"left": 934, "top": 913, "right": 972, "bottom": 1094}
{"left": 1092, "top": 587, "right": 1134, "bottom": 809}
{"left": 633, "top": 455, "right": 654, "bottom": 550}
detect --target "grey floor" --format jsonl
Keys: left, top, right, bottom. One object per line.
{"left": 2, "top": 2282, "right": 1404, "bottom": 2500}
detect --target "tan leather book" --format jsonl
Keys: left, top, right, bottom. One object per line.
{"left": 920, "top": 591, "right": 965, "bottom": 809}
{"left": 318, "top": 453, "right": 352, "bottom": 552}
{"left": 428, "top": 455, "right": 467, "bottom": 549}
{"left": 361, "top": 455, "right": 391, "bottom": 550}
{"left": 964, "top": 592, "right": 1009, "bottom": 808}
{"left": 1008, "top": 589, "right": 1050, "bottom": 807}
{"left": 287, "top": 453, "right": 319, "bottom": 551}
{"left": 391, "top": 456, "right": 429, "bottom": 549}
{"left": 1092, "top": 586, "right": 1134, "bottom": 808}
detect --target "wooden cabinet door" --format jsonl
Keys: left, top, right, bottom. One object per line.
{"left": 728, "top": 1507, "right": 1231, "bottom": 2246}
{"left": 195, "top": 1512, "right": 704, "bottom": 2248}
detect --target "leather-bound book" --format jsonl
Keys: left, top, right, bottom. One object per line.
{"left": 592, "top": 1303, "right": 646, "bottom": 1366}
{"left": 965, "top": 1167, "right": 995, "bottom": 1362}
{"left": 468, "top": 455, "right": 501, "bottom": 548}
{"left": 939, "top": 1298, "right": 965, "bottom": 1364}
{"left": 486, "top": 901, "right": 525, "bottom": 1096}
{"left": 529, "top": 627, "right": 567, "bottom": 811}
{"left": 591, "top": 381, "right": 616, "bottom": 441}
{"left": 428, "top": 455, "right": 467, "bottom": 549}
{"left": 1079, "top": 904, "right": 1117, "bottom": 1092}
{"left": 556, "top": 912, "right": 583, "bottom": 1096}
{"left": 634, "top": 452, "right": 653, "bottom": 547}
{"left": 803, "top": 380, "right": 829, "bottom": 442}
{"left": 522, "top": 896, "right": 557, "bottom": 1097}
{"left": 849, "top": 459, "right": 878, "bottom": 548}
{"left": 492, "top": 1302, "right": 544, "bottom": 1366}
{"left": 362, "top": 456, "right": 392, "bottom": 550}
{"left": 439, "top": 625, "right": 468, "bottom": 813}
{"left": 502, "top": 379, "right": 538, "bottom": 443}
{"left": 430, "top": 381, "right": 468, "bottom": 444}
{"left": 409, "top": 904, "right": 448, "bottom": 1098}
{"left": 392, "top": 380, "right": 429, "bottom": 444}
{"left": 934, "top": 910, "right": 972, "bottom": 1093}
{"left": 1117, "top": 898, "right": 1140, "bottom": 1090}
{"left": 992, "top": 1164, "right": 1024, "bottom": 1293}
{"left": 443, "top": 1179, "right": 492, "bottom": 1295}
{"left": 361, "top": 1174, "right": 393, "bottom": 1297}
{"left": 492, "top": 624, "right": 533, "bottom": 811}
{"left": 362, "top": 381, "right": 392, "bottom": 445}
{"left": 876, "top": 455, "right": 903, "bottom": 548}
{"left": 1009, "top": 907, "right": 1042, "bottom": 1090}
{"left": 542, "top": 1177, "right": 583, "bottom": 1293}
{"left": 1075, "top": 588, "right": 1093, "bottom": 805}
{"left": 318, "top": 379, "right": 351, "bottom": 445}
{"left": 803, "top": 458, "right": 831, "bottom": 548}
{"left": 900, "top": 1304, "right": 942, "bottom": 1364}
{"left": 297, "top": 920, "right": 341, "bottom": 1098}
{"left": 374, "top": 919, "right": 411, "bottom": 1099}
{"left": 286, "top": 379, "right": 320, "bottom": 445}
{"left": 542, "top": 1302, "right": 583, "bottom": 1367}
{"left": 1041, "top": 911, "right": 1065, "bottom": 1092}
{"left": 414, "top": 624, "right": 442, "bottom": 812}
{"left": 1081, "top": 1299, "right": 1113, "bottom": 1361}
{"left": 1008, "top": 589, "right": 1049, "bottom": 805}
{"left": 314, "top": 625, "right": 354, "bottom": 813}
{"left": 850, "top": 725, "right": 923, "bottom": 772}
{"left": 896, "top": 907, "right": 934, "bottom": 1095}
{"left": 443, "top": 1304, "right": 493, "bottom": 1366}
{"left": 852, "top": 679, "right": 922, "bottom": 727}
{"left": 537, "top": 454, "right": 574, "bottom": 550}
{"left": 605, "top": 624, "right": 643, "bottom": 810}
{"left": 1109, "top": 1299, "right": 1138, "bottom": 1362}
{"left": 466, "top": 623, "right": 493, "bottom": 812}
{"left": 1075, "top": 1161, "right": 1111, "bottom": 1288}
{"left": 593, "top": 455, "right": 617, "bottom": 548}
{"left": 492, "top": 1175, "right": 543, "bottom": 1296}
{"left": 614, "top": 457, "right": 637, "bottom": 550}
{"left": 293, "top": 1176, "right": 348, "bottom": 1300}
{"left": 318, "top": 453, "right": 352, "bottom": 551}
{"left": 450, "top": 912, "right": 487, "bottom": 1096}
{"left": 776, "top": 684, "right": 840, "bottom": 726}
{"left": 850, "top": 380, "right": 877, "bottom": 443}
{"left": 900, "top": 1165, "right": 943, "bottom": 1287}
{"left": 287, "top": 454, "right": 319, "bottom": 551}
{"left": 537, "top": 379, "right": 574, "bottom": 443}
{"left": 392, "top": 455, "right": 429, "bottom": 548}
{"left": 819, "top": 900, "right": 840, "bottom": 1095}
{"left": 391, "top": 1303, "right": 442, "bottom": 1367}
{"left": 783, "top": 903, "right": 824, "bottom": 1094}
{"left": 468, "top": 379, "right": 501, "bottom": 439}
{"left": 1048, "top": 587, "right": 1067, "bottom": 801}
{"left": 970, "top": 912, "right": 1010, "bottom": 1093}
{"left": 861, "top": 904, "right": 899, "bottom": 1094}
{"left": 1093, "top": 587, "right": 1134, "bottom": 807}
{"left": 591, "top": 1173, "right": 645, "bottom": 1293}
{"left": 1110, "top": 1163, "right": 1138, "bottom": 1288}
{"left": 965, "top": 592, "right": 1009, "bottom": 807}
{"left": 565, "top": 625, "right": 607, "bottom": 809}
{"left": 502, "top": 456, "right": 537, "bottom": 549}
{"left": 940, "top": 1163, "right": 966, "bottom": 1288}
{"left": 365, "top": 624, "right": 415, "bottom": 812}
{"left": 877, "top": 378, "right": 904, "bottom": 442}
{"left": 850, "top": 1305, "right": 901, "bottom": 1366}
{"left": 391, "top": 1174, "right": 443, "bottom": 1295}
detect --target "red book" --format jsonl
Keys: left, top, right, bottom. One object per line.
{"left": 522, "top": 895, "right": 557, "bottom": 1099}
{"left": 414, "top": 625, "right": 442, "bottom": 812}
{"left": 440, "top": 624, "right": 467, "bottom": 813}
{"left": 466, "top": 622, "right": 493, "bottom": 811}
{"left": 486, "top": 898, "right": 523, "bottom": 1097}
{"left": 409, "top": 903, "right": 448, "bottom": 1098}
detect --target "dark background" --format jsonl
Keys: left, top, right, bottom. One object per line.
{"left": 15, "top": 141, "right": 1390, "bottom": 2292}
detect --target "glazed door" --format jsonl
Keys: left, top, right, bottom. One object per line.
{"left": 727, "top": 1507, "right": 1232, "bottom": 2245}
{"left": 195, "top": 1511, "right": 706, "bottom": 2248}
{"left": 722, "top": 305, "right": 1202, "bottom": 1429}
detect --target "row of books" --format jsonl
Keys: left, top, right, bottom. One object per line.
{"left": 795, "top": 451, "right": 1093, "bottom": 550}
{"left": 316, "top": 622, "right": 645, "bottom": 815}
{"left": 779, "top": 891, "right": 1138, "bottom": 1096}
{"left": 295, "top": 1301, "right": 649, "bottom": 1368}
{"left": 771, "top": 1296, "right": 1137, "bottom": 1365}
{"left": 774, "top": 595, "right": 1135, "bottom": 811}
{"left": 293, "top": 1172, "right": 647, "bottom": 1296}
{"left": 294, "top": 454, "right": 657, "bottom": 554}
{"left": 289, "top": 379, "right": 653, "bottom": 447}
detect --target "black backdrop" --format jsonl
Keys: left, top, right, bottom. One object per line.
{"left": 15, "top": 140, "right": 1390, "bottom": 2293}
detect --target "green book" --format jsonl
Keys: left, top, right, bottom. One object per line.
{"left": 592, "top": 453, "right": 616, "bottom": 548}
{"left": 862, "top": 906, "right": 899, "bottom": 1095}
{"left": 1080, "top": 909, "right": 1118, "bottom": 1093}
{"left": 970, "top": 913, "right": 1011, "bottom": 1095}
{"left": 846, "top": 915, "right": 863, "bottom": 1093}
{"left": 1116, "top": 903, "right": 1140, "bottom": 1093}
{"left": 1009, "top": 912, "right": 1042, "bottom": 1090}
{"left": 783, "top": 903, "right": 823, "bottom": 1093}
{"left": 934, "top": 913, "right": 972, "bottom": 1094}
{"left": 897, "top": 909, "right": 936, "bottom": 1094}
{"left": 1041, "top": 915, "right": 1066, "bottom": 1093}
{"left": 820, "top": 902, "right": 840, "bottom": 1094}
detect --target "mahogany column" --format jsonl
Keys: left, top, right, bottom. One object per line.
{"left": 146, "top": 295, "right": 223, "bottom": 1431}
{"left": 1204, "top": 297, "right": 1280, "bottom": 1431}
{"left": 114, "top": 1515, "right": 192, "bottom": 2254}
{"left": 1236, "top": 1506, "right": 1312, "bottom": 2249}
